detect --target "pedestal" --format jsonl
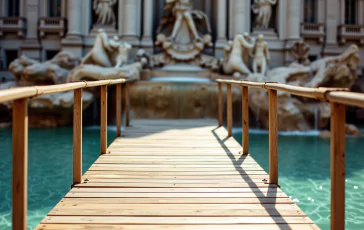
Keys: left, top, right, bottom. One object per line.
{"left": 90, "top": 24, "right": 118, "bottom": 37}
{"left": 252, "top": 28, "right": 278, "bottom": 40}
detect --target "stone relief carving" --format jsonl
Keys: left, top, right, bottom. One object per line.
{"left": 251, "top": 0, "right": 277, "bottom": 29}
{"left": 290, "top": 39, "right": 311, "bottom": 65}
{"left": 156, "top": 0, "right": 213, "bottom": 61}
{"left": 93, "top": 0, "right": 117, "bottom": 25}
{"left": 252, "top": 34, "right": 270, "bottom": 75}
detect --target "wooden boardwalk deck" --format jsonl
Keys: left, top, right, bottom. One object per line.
{"left": 36, "top": 119, "right": 319, "bottom": 230}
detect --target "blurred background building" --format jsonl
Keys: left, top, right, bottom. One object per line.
{"left": 0, "top": 0, "right": 363, "bottom": 81}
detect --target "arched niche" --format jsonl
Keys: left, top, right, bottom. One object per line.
{"left": 250, "top": 0, "right": 278, "bottom": 33}
{"left": 91, "top": 0, "right": 119, "bottom": 30}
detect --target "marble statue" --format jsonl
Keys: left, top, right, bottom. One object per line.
{"left": 251, "top": 0, "right": 277, "bottom": 29}
{"left": 93, "top": 0, "right": 117, "bottom": 25}
{"left": 246, "top": 44, "right": 360, "bottom": 131}
{"left": 290, "top": 39, "right": 310, "bottom": 65}
{"left": 155, "top": 0, "right": 212, "bottom": 61}
{"left": 67, "top": 63, "right": 142, "bottom": 82}
{"left": 82, "top": 29, "right": 131, "bottom": 68}
{"left": 222, "top": 34, "right": 255, "bottom": 76}
{"left": 9, "top": 51, "right": 80, "bottom": 85}
{"left": 252, "top": 34, "right": 270, "bottom": 75}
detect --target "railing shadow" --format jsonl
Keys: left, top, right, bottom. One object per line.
{"left": 211, "top": 127, "right": 291, "bottom": 230}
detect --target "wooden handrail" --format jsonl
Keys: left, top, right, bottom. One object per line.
{"left": 0, "top": 79, "right": 130, "bottom": 103}
{"left": 0, "top": 78, "right": 135, "bottom": 230}
{"left": 216, "top": 78, "right": 363, "bottom": 230}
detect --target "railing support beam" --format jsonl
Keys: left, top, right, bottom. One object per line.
{"left": 125, "top": 82, "right": 130, "bottom": 127}
{"left": 268, "top": 89, "right": 278, "bottom": 184}
{"left": 116, "top": 83, "right": 122, "bottom": 137}
{"left": 242, "top": 86, "right": 249, "bottom": 155}
{"left": 12, "top": 98, "right": 28, "bottom": 230}
{"left": 73, "top": 89, "right": 82, "bottom": 185}
{"left": 227, "top": 84, "right": 233, "bottom": 137}
{"left": 218, "top": 82, "right": 223, "bottom": 126}
{"left": 100, "top": 85, "right": 108, "bottom": 154}
{"left": 330, "top": 102, "right": 346, "bottom": 230}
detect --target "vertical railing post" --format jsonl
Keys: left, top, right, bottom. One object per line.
{"left": 227, "top": 84, "right": 233, "bottom": 137}
{"left": 125, "top": 82, "right": 130, "bottom": 127}
{"left": 12, "top": 98, "right": 28, "bottom": 230}
{"left": 218, "top": 82, "right": 223, "bottom": 126}
{"left": 73, "top": 89, "right": 82, "bottom": 185}
{"left": 116, "top": 83, "right": 122, "bottom": 137}
{"left": 268, "top": 89, "right": 278, "bottom": 184}
{"left": 100, "top": 85, "right": 108, "bottom": 154}
{"left": 330, "top": 102, "right": 346, "bottom": 230}
{"left": 242, "top": 86, "right": 249, "bottom": 155}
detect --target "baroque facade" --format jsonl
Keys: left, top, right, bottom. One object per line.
{"left": 0, "top": 0, "right": 364, "bottom": 81}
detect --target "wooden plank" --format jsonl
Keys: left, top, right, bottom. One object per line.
{"left": 116, "top": 83, "right": 122, "bottom": 137}
{"left": 35, "top": 224, "right": 320, "bottom": 230}
{"left": 330, "top": 102, "right": 346, "bottom": 230}
{"left": 269, "top": 89, "right": 278, "bottom": 184}
{"left": 81, "top": 174, "right": 268, "bottom": 179}
{"left": 75, "top": 178, "right": 269, "bottom": 184}
{"left": 69, "top": 187, "right": 282, "bottom": 193}
{"left": 48, "top": 208, "right": 305, "bottom": 217}
{"left": 73, "top": 89, "right": 82, "bottom": 185}
{"left": 12, "top": 98, "right": 28, "bottom": 230}
{"left": 100, "top": 85, "right": 107, "bottom": 154}
{"left": 75, "top": 183, "right": 277, "bottom": 188}
{"left": 84, "top": 171, "right": 268, "bottom": 175}
{"left": 65, "top": 192, "right": 287, "bottom": 198}
{"left": 41, "top": 216, "right": 313, "bottom": 224}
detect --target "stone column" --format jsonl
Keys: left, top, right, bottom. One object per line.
{"left": 141, "top": 0, "right": 153, "bottom": 47}
{"left": 66, "top": 0, "right": 82, "bottom": 38}
{"left": 324, "top": 0, "right": 339, "bottom": 53}
{"left": 318, "top": 0, "right": 325, "bottom": 23}
{"left": 216, "top": 0, "right": 227, "bottom": 44}
{"left": 0, "top": 0, "right": 6, "bottom": 16}
{"left": 229, "top": 0, "right": 250, "bottom": 39}
{"left": 61, "top": 0, "right": 83, "bottom": 58}
{"left": 122, "top": 0, "right": 140, "bottom": 45}
{"left": 286, "top": 0, "right": 300, "bottom": 40}
{"left": 359, "top": 0, "right": 364, "bottom": 24}
{"left": 21, "top": 0, "right": 41, "bottom": 60}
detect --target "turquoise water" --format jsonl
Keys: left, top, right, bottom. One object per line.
{"left": 0, "top": 127, "right": 364, "bottom": 229}
{"left": 0, "top": 127, "right": 115, "bottom": 230}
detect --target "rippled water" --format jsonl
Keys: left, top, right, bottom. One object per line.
{"left": 0, "top": 127, "right": 363, "bottom": 229}
{"left": 0, "top": 127, "right": 115, "bottom": 230}
{"left": 234, "top": 132, "right": 364, "bottom": 230}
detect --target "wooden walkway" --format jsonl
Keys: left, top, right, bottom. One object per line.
{"left": 36, "top": 119, "right": 318, "bottom": 230}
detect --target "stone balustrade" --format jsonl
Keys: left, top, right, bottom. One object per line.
{"left": 0, "top": 17, "right": 27, "bottom": 37}
{"left": 338, "top": 25, "right": 364, "bottom": 45}
{"left": 300, "top": 22, "right": 325, "bottom": 43}
{"left": 38, "top": 17, "right": 67, "bottom": 38}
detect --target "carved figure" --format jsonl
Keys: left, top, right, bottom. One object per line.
{"left": 252, "top": 34, "right": 270, "bottom": 75}
{"left": 9, "top": 52, "right": 80, "bottom": 85}
{"left": 155, "top": 0, "right": 212, "bottom": 61}
{"left": 251, "top": 0, "right": 277, "bottom": 29}
{"left": 93, "top": 0, "right": 117, "bottom": 25}
{"left": 67, "top": 63, "right": 142, "bottom": 82}
{"left": 242, "top": 32, "right": 254, "bottom": 66}
{"left": 290, "top": 39, "right": 310, "bottom": 65}
{"left": 222, "top": 34, "right": 255, "bottom": 76}
{"left": 83, "top": 30, "right": 131, "bottom": 68}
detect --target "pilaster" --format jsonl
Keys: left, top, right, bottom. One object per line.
{"left": 323, "top": 0, "right": 339, "bottom": 54}
{"left": 121, "top": 0, "right": 141, "bottom": 46}
{"left": 61, "top": 0, "right": 83, "bottom": 58}
{"left": 20, "top": 0, "right": 41, "bottom": 59}
{"left": 141, "top": 0, "right": 154, "bottom": 48}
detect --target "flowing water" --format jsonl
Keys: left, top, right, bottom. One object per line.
{"left": 0, "top": 127, "right": 364, "bottom": 229}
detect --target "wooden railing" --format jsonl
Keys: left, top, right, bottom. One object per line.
{"left": 216, "top": 79, "right": 364, "bottom": 230}
{"left": 0, "top": 79, "right": 134, "bottom": 230}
